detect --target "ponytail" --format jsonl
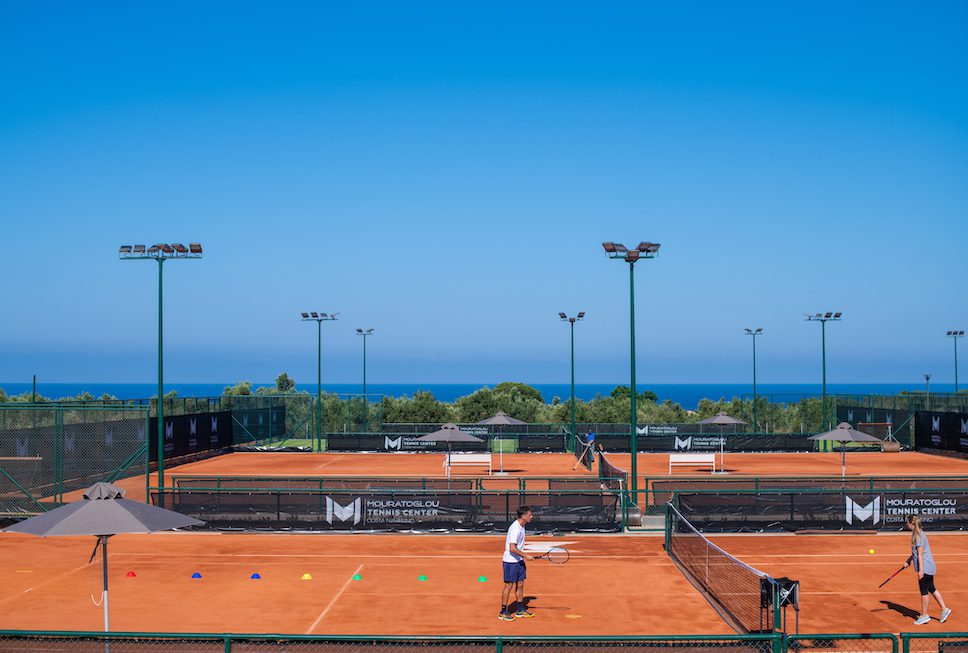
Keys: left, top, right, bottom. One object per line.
{"left": 907, "top": 514, "right": 923, "bottom": 546}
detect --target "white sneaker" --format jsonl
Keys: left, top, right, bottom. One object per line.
{"left": 941, "top": 608, "right": 952, "bottom": 623}
{"left": 914, "top": 614, "right": 931, "bottom": 625}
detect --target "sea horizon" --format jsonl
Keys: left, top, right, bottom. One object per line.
{"left": 0, "top": 381, "right": 955, "bottom": 410}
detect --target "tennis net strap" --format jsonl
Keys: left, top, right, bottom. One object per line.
{"left": 666, "top": 503, "right": 781, "bottom": 633}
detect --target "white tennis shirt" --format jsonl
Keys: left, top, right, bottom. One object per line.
{"left": 503, "top": 519, "right": 526, "bottom": 563}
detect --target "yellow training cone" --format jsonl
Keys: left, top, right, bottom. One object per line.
{"left": 301, "top": 573, "right": 313, "bottom": 580}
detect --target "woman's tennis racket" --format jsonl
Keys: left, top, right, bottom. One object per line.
{"left": 533, "top": 547, "right": 569, "bottom": 564}
{"left": 878, "top": 564, "right": 907, "bottom": 588}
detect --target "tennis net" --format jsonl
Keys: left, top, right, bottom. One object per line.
{"left": 573, "top": 433, "right": 593, "bottom": 471}
{"left": 666, "top": 503, "right": 784, "bottom": 634}
{"left": 598, "top": 450, "right": 627, "bottom": 493}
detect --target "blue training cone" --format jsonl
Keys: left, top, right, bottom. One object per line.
{"left": 251, "top": 573, "right": 262, "bottom": 580}
{"left": 191, "top": 572, "right": 202, "bottom": 579}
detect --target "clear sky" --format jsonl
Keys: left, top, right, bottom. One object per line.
{"left": 1, "top": 1, "right": 966, "bottom": 386}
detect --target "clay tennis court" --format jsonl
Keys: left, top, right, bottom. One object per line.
{"left": 1, "top": 529, "right": 965, "bottom": 635}
{"left": 96, "top": 450, "right": 968, "bottom": 503}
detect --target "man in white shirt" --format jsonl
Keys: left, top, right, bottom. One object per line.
{"left": 499, "top": 505, "right": 534, "bottom": 621}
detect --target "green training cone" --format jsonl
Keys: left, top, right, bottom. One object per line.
{"left": 477, "top": 576, "right": 488, "bottom": 582}
{"left": 417, "top": 574, "right": 428, "bottom": 581}
{"left": 352, "top": 573, "right": 363, "bottom": 580}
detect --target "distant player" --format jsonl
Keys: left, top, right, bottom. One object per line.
{"left": 499, "top": 505, "right": 534, "bottom": 621}
{"left": 905, "top": 514, "right": 951, "bottom": 625}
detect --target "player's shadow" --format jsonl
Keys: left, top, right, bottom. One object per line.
{"left": 877, "top": 600, "right": 919, "bottom": 618}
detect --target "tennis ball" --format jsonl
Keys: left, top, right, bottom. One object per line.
{"left": 869, "top": 549, "right": 875, "bottom": 554}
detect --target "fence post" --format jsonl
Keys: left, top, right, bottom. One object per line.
{"left": 495, "top": 636, "right": 503, "bottom": 653}
{"left": 224, "top": 636, "right": 232, "bottom": 653}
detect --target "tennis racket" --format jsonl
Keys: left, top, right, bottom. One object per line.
{"left": 533, "top": 547, "right": 570, "bottom": 564}
{"left": 878, "top": 564, "right": 907, "bottom": 588}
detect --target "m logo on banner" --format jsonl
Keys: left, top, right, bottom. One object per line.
{"left": 384, "top": 436, "right": 402, "bottom": 451}
{"left": 211, "top": 416, "right": 219, "bottom": 433}
{"left": 16, "top": 438, "right": 29, "bottom": 457}
{"left": 104, "top": 429, "right": 113, "bottom": 447}
{"left": 325, "top": 497, "right": 362, "bottom": 525}
{"left": 674, "top": 436, "right": 692, "bottom": 451}
{"left": 165, "top": 421, "right": 174, "bottom": 440}
{"left": 845, "top": 496, "right": 880, "bottom": 525}
{"left": 847, "top": 410, "right": 854, "bottom": 423}
{"left": 961, "top": 418, "right": 968, "bottom": 435}
{"left": 137, "top": 426, "right": 145, "bottom": 443}
{"left": 932, "top": 416, "right": 941, "bottom": 432}
{"left": 637, "top": 426, "right": 649, "bottom": 435}
{"left": 64, "top": 433, "right": 75, "bottom": 453}
{"left": 189, "top": 419, "right": 197, "bottom": 436}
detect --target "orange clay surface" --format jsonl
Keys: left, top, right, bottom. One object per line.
{"left": 606, "top": 451, "right": 968, "bottom": 485}
{"left": 0, "top": 532, "right": 725, "bottom": 635}
{"left": 101, "top": 450, "right": 968, "bottom": 503}
{"left": 1, "top": 530, "right": 965, "bottom": 635}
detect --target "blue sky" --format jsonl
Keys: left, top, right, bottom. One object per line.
{"left": 1, "top": 1, "right": 966, "bottom": 385}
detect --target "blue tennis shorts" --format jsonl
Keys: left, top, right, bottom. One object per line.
{"left": 503, "top": 560, "right": 527, "bottom": 583}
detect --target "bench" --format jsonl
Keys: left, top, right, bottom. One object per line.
{"left": 444, "top": 452, "right": 492, "bottom": 477}
{"left": 669, "top": 453, "right": 716, "bottom": 474}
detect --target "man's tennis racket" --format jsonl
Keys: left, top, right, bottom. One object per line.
{"left": 878, "top": 564, "right": 907, "bottom": 588}
{"left": 533, "top": 547, "right": 569, "bottom": 564}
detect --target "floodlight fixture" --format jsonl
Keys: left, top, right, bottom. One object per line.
{"left": 744, "top": 328, "right": 764, "bottom": 430}
{"left": 948, "top": 330, "right": 964, "bottom": 392}
{"left": 117, "top": 239, "right": 203, "bottom": 505}
{"left": 119, "top": 242, "right": 203, "bottom": 260}
{"left": 301, "top": 310, "right": 340, "bottom": 441}
{"left": 560, "top": 312, "right": 586, "bottom": 448}
{"left": 804, "top": 311, "right": 843, "bottom": 430}
{"left": 601, "top": 237, "right": 662, "bottom": 501}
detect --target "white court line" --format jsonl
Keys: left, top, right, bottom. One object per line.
{"left": 305, "top": 563, "right": 364, "bottom": 634}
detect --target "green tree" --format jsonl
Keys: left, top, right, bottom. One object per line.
{"left": 223, "top": 381, "right": 253, "bottom": 396}
{"left": 275, "top": 372, "right": 296, "bottom": 392}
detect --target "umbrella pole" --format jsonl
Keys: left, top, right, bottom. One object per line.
{"left": 102, "top": 535, "right": 109, "bottom": 633}
{"left": 842, "top": 447, "right": 846, "bottom": 479}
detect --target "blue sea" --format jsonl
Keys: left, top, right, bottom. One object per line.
{"left": 0, "top": 382, "right": 953, "bottom": 409}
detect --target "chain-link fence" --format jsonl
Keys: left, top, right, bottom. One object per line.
{"left": 787, "top": 634, "right": 898, "bottom": 653}
{"left": 0, "top": 633, "right": 788, "bottom": 653}
{"left": 0, "top": 405, "right": 149, "bottom": 517}
{"left": 902, "top": 633, "right": 968, "bottom": 653}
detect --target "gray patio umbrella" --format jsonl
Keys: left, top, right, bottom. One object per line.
{"left": 417, "top": 423, "right": 484, "bottom": 478}
{"left": 476, "top": 412, "right": 526, "bottom": 426}
{"left": 809, "top": 422, "right": 883, "bottom": 478}
{"left": 476, "top": 412, "right": 525, "bottom": 474}
{"left": 696, "top": 412, "right": 747, "bottom": 473}
{"left": 3, "top": 482, "right": 203, "bottom": 633}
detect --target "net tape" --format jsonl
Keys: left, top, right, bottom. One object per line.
{"left": 667, "top": 503, "right": 783, "bottom": 633}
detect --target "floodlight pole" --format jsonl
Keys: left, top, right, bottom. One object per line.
{"left": 559, "top": 313, "right": 585, "bottom": 447}
{"left": 357, "top": 328, "right": 374, "bottom": 431}
{"left": 603, "top": 241, "right": 661, "bottom": 505}
{"left": 302, "top": 313, "right": 338, "bottom": 445}
{"left": 925, "top": 373, "right": 932, "bottom": 411}
{"left": 745, "top": 329, "right": 762, "bottom": 432}
{"left": 119, "top": 243, "right": 202, "bottom": 507}
{"left": 948, "top": 331, "right": 964, "bottom": 393}
{"left": 805, "top": 313, "right": 842, "bottom": 431}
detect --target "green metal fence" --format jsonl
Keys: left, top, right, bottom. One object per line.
{"left": 0, "top": 404, "right": 150, "bottom": 517}
{"left": 0, "top": 631, "right": 787, "bottom": 653}
{"left": 0, "top": 631, "right": 961, "bottom": 653}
